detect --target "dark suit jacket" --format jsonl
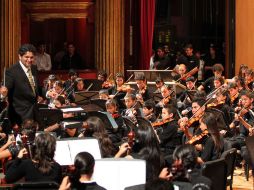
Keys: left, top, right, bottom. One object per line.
{"left": 6, "top": 62, "right": 39, "bottom": 126}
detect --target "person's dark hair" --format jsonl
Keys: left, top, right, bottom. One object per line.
{"left": 143, "top": 101, "right": 155, "bottom": 111}
{"left": 240, "top": 90, "right": 254, "bottom": 99}
{"left": 162, "top": 104, "right": 177, "bottom": 119}
{"left": 74, "top": 152, "right": 95, "bottom": 176}
{"left": 173, "top": 145, "right": 198, "bottom": 170}
{"left": 68, "top": 69, "right": 77, "bottom": 77}
{"left": 115, "top": 72, "right": 124, "bottom": 78}
{"left": 185, "top": 43, "right": 193, "bottom": 50}
{"left": 145, "top": 178, "right": 174, "bottom": 190}
{"left": 200, "top": 112, "right": 223, "bottom": 152}
{"left": 85, "top": 117, "right": 116, "bottom": 157}
{"left": 192, "top": 98, "right": 206, "bottom": 107}
{"left": 55, "top": 95, "right": 65, "bottom": 105}
{"left": 133, "top": 123, "right": 164, "bottom": 180}
{"left": 212, "top": 63, "right": 224, "bottom": 72}
{"left": 238, "top": 64, "right": 248, "bottom": 77}
{"left": 21, "top": 119, "right": 38, "bottom": 142}
{"left": 98, "top": 70, "right": 107, "bottom": 79}
{"left": 33, "top": 133, "right": 56, "bottom": 174}
{"left": 18, "top": 44, "right": 36, "bottom": 56}
{"left": 234, "top": 76, "right": 245, "bottom": 88}
{"left": 214, "top": 76, "right": 224, "bottom": 85}
{"left": 227, "top": 82, "right": 238, "bottom": 89}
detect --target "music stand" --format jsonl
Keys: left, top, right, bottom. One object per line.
{"left": 85, "top": 111, "right": 118, "bottom": 130}
{"left": 127, "top": 70, "right": 173, "bottom": 81}
{"left": 90, "top": 99, "right": 107, "bottom": 111}
{"left": 38, "top": 108, "right": 63, "bottom": 129}
{"left": 74, "top": 91, "right": 99, "bottom": 105}
{"left": 83, "top": 79, "right": 104, "bottom": 91}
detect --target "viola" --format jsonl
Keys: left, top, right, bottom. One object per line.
{"left": 186, "top": 130, "right": 208, "bottom": 145}
{"left": 207, "top": 100, "right": 225, "bottom": 108}
{"left": 185, "top": 115, "right": 202, "bottom": 128}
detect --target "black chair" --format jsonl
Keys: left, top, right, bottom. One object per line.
{"left": 245, "top": 136, "right": 254, "bottom": 186}
{"left": 12, "top": 181, "right": 59, "bottom": 190}
{"left": 221, "top": 148, "right": 237, "bottom": 190}
{"left": 202, "top": 158, "right": 227, "bottom": 190}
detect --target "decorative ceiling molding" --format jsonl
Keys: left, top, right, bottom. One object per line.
{"left": 22, "top": 2, "right": 93, "bottom": 10}
{"left": 22, "top": 1, "right": 93, "bottom": 21}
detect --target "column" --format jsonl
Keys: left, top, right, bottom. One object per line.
{"left": 235, "top": 0, "right": 254, "bottom": 74}
{"left": 0, "top": 0, "right": 21, "bottom": 79}
{"left": 95, "top": 0, "right": 124, "bottom": 76}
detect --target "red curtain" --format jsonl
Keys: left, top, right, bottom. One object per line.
{"left": 139, "top": 0, "right": 156, "bottom": 69}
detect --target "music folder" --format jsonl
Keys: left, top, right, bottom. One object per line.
{"left": 54, "top": 137, "right": 102, "bottom": 166}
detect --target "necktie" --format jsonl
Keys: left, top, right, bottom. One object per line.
{"left": 27, "top": 68, "right": 36, "bottom": 95}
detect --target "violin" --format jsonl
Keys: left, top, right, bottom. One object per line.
{"left": 207, "top": 100, "right": 225, "bottom": 108}
{"left": 186, "top": 130, "right": 208, "bottom": 145}
{"left": 152, "top": 118, "right": 171, "bottom": 128}
{"left": 102, "top": 73, "right": 114, "bottom": 88}
{"left": 230, "top": 92, "right": 239, "bottom": 104}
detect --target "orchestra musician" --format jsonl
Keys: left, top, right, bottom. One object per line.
{"left": 98, "top": 89, "right": 110, "bottom": 100}
{"left": 156, "top": 85, "right": 176, "bottom": 109}
{"left": 105, "top": 99, "right": 125, "bottom": 144}
{"left": 41, "top": 74, "right": 57, "bottom": 102}
{"left": 121, "top": 94, "right": 140, "bottom": 121}
{"left": 244, "top": 68, "right": 254, "bottom": 91}
{"left": 46, "top": 80, "right": 66, "bottom": 106}
{"left": 152, "top": 105, "right": 181, "bottom": 156}
{"left": 154, "top": 77, "right": 165, "bottom": 93}
{"left": 173, "top": 64, "right": 188, "bottom": 85}
{"left": 142, "top": 101, "right": 157, "bottom": 123}
{"left": 134, "top": 73, "right": 152, "bottom": 103}
{"left": 197, "top": 63, "right": 224, "bottom": 94}
{"left": 196, "top": 112, "right": 224, "bottom": 163}
{"left": 228, "top": 82, "right": 240, "bottom": 108}
{"left": 98, "top": 70, "right": 114, "bottom": 93}
{"left": 63, "top": 69, "right": 78, "bottom": 101}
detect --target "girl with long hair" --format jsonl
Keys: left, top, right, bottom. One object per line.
{"left": 5, "top": 133, "right": 62, "bottom": 183}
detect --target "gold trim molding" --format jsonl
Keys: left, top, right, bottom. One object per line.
{"left": 23, "top": 2, "right": 93, "bottom": 10}
{"left": 30, "top": 13, "right": 88, "bottom": 21}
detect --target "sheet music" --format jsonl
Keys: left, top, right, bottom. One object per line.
{"left": 61, "top": 107, "right": 84, "bottom": 113}
{"left": 93, "top": 158, "right": 146, "bottom": 190}
{"left": 54, "top": 141, "right": 72, "bottom": 165}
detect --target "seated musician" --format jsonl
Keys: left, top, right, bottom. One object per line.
{"left": 179, "top": 98, "right": 206, "bottom": 141}
{"left": 142, "top": 100, "right": 157, "bottom": 123}
{"left": 234, "top": 75, "right": 246, "bottom": 93}
{"left": 244, "top": 68, "right": 254, "bottom": 91}
{"left": 173, "top": 64, "right": 188, "bottom": 85}
{"left": 105, "top": 99, "right": 125, "bottom": 144}
{"left": 121, "top": 94, "right": 140, "bottom": 120}
{"left": 5, "top": 133, "right": 62, "bottom": 184}
{"left": 98, "top": 70, "right": 113, "bottom": 93}
{"left": 177, "top": 76, "right": 197, "bottom": 111}
{"left": 154, "top": 77, "right": 164, "bottom": 93}
{"left": 99, "top": 89, "right": 109, "bottom": 100}
{"left": 41, "top": 74, "right": 57, "bottom": 101}
{"left": 153, "top": 105, "right": 180, "bottom": 156}
{"left": 81, "top": 116, "right": 117, "bottom": 158}
{"left": 109, "top": 73, "right": 132, "bottom": 110}
{"left": 134, "top": 72, "right": 152, "bottom": 103}
{"left": 59, "top": 152, "right": 106, "bottom": 190}
{"left": 115, "top": 123, "right": 165, "bottom": 181}
{"left": 229, "top": 90, "right": 254, "bottom": 150}
{"left": 197, "top": 63, "right": 224, "bottom": 94}
{"left": 195, "top": 112, "right": 224, "bottom": 163}
{"left": 156, "top": 85, "right": 176, "bottom": 109}
{"left": 228, "top": 82, "right": 240, "bottom": 108}
{"left": 46, "top": 80, "right": 65, "bottom": 105}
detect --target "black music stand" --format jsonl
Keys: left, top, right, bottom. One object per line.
{"left": 127, "top": 70, "right": 173, "bottom": 81}
{"left": 90, "top": 99, "right": 107, "bottom": 111}
{"left": 85, "top": 111, "right": 118, "bottom": 130}
{"left": 83, "top": 79, "right": 104, "bottom": 91}
{"left": 74, "top": 91, "right": 99, "bottom": 105}
{"left": 38, "top": 108, "right": 63, "bottom": 129}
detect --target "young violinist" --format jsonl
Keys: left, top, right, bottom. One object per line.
{"left": 154, "top": 77, "right": 164, "bottom": 93}
{"left": 98, "top": 89, "right": 109, "bottom": 100}
{"left": 46, "top": 80, "right": 65, "bottom": 105}
{"left": 197, "top": 63, "right": 224, "bottom": 94}
{"left": 121, "top": 94, "right": 140, "bottom": 120}
{"left": 134, "top": 73, "right": 152, "bottom": 103}
{"left": 105, "top": 99, "right": 125, "bottom": 144}
{"left": 98, "top": 70, "right": 113, "bottom": 93}
{"left": 173, "top": 64, "right": 188, "bottom": 85}
{"left": 244, "top": 68, "right": 254, "bottom": 91}
{"left": 154, "top": 105, "right": 181, "bottom": 156}
{"left": 63, "top": 69, "right": 78, "bottom": 100}
{"left": 229, "top": 90, "right": 254, "bottom": 148}
{"left": 197, "top": 112, "right": 224, "bottom": 163}
{"left": 178, "top": 98, "right": 206, "bottom": 140}
{"left": 156, "top": 85, "right": 176, "bottom": 109}
{"left": 142, "top": 100, "right": 157, "bottom": 123}
{"left": 228, "top": 82, "right": 240, "bottom": 109}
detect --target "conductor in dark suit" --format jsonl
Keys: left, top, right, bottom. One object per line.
{"left": 5, "top": 44, "right": 39, "bottom": 127}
